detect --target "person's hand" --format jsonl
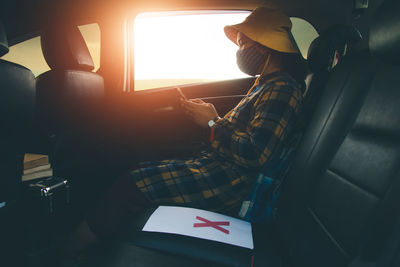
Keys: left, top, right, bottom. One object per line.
{"left": 181, "top": 98, "right": 220, "bottom": 128}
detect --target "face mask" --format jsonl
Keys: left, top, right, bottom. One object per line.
{"left": 236, "top": 46, "right": 270, "bottom": 76}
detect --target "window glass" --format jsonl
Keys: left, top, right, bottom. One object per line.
{"left": 290, "top": 17, "right": 319, "bottom": 58}
{"left": 133, "top": 12, "right": 318, "bottom": 91}
{"left": 1, "top": 23, "right": 101, "bottom": 77}
{"left": 78, "top": 23, "right": 101, "bottom": 71}
{"left": 1, "top": 37, "right": 50, "bottom": 77}
{"left": 133, "top": 11, "right": 250, "bottom": 91}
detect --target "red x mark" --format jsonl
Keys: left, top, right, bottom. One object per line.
{"left": 193, "top": 216, "right": 230, "bottom": 234}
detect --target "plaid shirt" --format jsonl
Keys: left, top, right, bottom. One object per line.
{"left": 130, "top": 72, "right": 303, "bottom": 212}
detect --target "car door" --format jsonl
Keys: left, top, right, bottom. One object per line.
{"left": 101, "top": 10, "right": 318, "bottom": 167}
{"left": 103, "top": 11, "right": 255, "bottom": 164}
{"left": 107, "top": 79, "right": 256, "bottom": 166}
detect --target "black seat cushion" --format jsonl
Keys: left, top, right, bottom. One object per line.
{"left": 92, "top": 208, "right": 283, "bottom": 267}
{"left": 88, "top": 245, "right": 230, "bottom": 267}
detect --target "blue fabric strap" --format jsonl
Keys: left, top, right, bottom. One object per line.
{"left": 238, "top": 132, "right": 302, "bottom": 223}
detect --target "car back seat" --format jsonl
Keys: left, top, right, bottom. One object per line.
{"left": 237, "top": 23, "right": 362, "bottom": 228}
{"left": 276, "top": 0, "right": 400, "bottom": 266}
{"left": 0, "top": 21, "right": 36, "bottom": 267}
{"left": 86, "top": 22, "right": 372, "bottom": 267}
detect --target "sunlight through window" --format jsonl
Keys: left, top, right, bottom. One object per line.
{"left": 133, "top": 11, "right": 318, "bottom": 91}
{"left": 133, "top": 11, "right": 250, "bottom": 90}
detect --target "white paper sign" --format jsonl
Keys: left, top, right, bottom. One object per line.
{"left": 142, "top": 206, "right": 254, "bottom": 249}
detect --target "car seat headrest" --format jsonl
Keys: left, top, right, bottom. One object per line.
{"left": 307, "top": 24, "right": 362, "bottom": 74}
{"left": 0, "top": 22, "right": 9, "bottom": 57}
{"left": 41, "top": 25, "right": 94, "bottom": 71}
{"left": 369, "top": 0, "right": 400, "bottom": 65}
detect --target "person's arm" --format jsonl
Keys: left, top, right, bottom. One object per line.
{"left": 211, "top": 84, "right": 302, "bottom": 169}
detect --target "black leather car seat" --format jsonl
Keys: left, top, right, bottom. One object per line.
{"left": 277, "top": 0, "right": 400, "bottom": 266}
{"left": 302, "top": 24, "right": 362, "bottom": 128}
{"left": 0, "top": 22, "right": 36, "bottom": 211}
{"left": 0, "top": 21, "right": 36, "bottom": 266}
{"left": 36, "top": 24, "right": 104, "bottom": 134}
{"left": 35, "top": 24, "right": 108, "bottom": 218}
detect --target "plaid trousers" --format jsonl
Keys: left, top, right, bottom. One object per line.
{"left": 129, "top": 72, "right": 303, "bottom": 213}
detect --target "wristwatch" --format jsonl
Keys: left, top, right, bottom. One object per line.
{"left": 208, "top": 116, "right": 220, "bottom": 128}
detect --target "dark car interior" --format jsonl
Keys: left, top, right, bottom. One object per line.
{"left": 1, "top": 0, "right": 400, "bottom": 266}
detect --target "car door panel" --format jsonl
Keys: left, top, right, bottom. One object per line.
{"left": 106, "top": 77, "right": 255, "bottom": 165}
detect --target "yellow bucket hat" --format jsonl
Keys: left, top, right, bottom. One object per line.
{"left": 224, "top": 7, "right": 299, "bottom": 54}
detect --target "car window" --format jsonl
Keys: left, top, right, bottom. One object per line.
{"left": 133, "top": 11, "right": 250, "bottom": 91}
{"left": 133, "top": 11, "right": 318, "bottom": 91}
{"left": 78, "top": 23, "right": 101, "bottom": 72}
{"left": 291, "top": 17, "right": 319, "bottom": 59}
{"left": 0, "top": 23, "right": 101, "bottom": 77}
{"left": 1, "top": 36, "right": 50, "bottom": 77}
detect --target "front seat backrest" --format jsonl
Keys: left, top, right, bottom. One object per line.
{"left": 0, "top": 21, "right": 36, "bottom": 266}
{"left": 36, "top": 24, "right": 104, "bottom": 133}
{"left": 0, "top": 22, "right": 36, "bottom": 207}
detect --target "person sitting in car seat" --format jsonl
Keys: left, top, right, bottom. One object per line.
{"left": 62, "top": 7, "right": 308, "bottom": 262}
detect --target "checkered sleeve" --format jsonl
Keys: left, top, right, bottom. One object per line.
{"left": 211, "top": 81, "right": 302, "bottom": 169}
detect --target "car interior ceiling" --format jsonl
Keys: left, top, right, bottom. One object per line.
{"left": 1, "top": 0, "right": 400, "bottom": 266}
{"left": 0, "top": 0, "right": 385, "bottom": 45}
